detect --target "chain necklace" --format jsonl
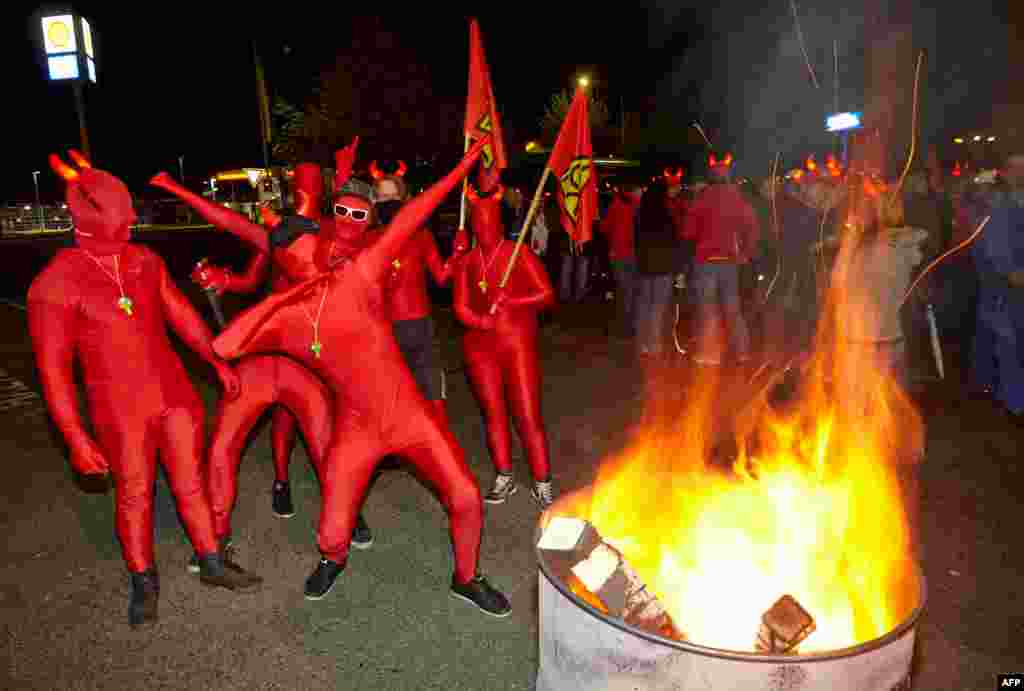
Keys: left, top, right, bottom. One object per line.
{"left": 81, "top": 249, "right": 134, "bottom": 316}
{"left": 476, "top": 240, "right": 504, "bottom": 294}
{"left": 299, "top": 282, "right": 330, "bottom": 358}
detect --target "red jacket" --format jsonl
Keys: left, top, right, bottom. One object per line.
{"left": 682, "top": 184, "right": 760, "bottom": 263}
{"left": 599, "top": 192, "right": 642, "bottom": 261}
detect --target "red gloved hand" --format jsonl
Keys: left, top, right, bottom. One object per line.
{"left": 260, "top": 205, "right": 282, "bottom": 227}
{"left": 453, "top": 228, "right": 470, "bottom": 255}
{"left": 216, "top": 363, "right": 241, "bottom": 400}
{"left": 488, "top": 287, "right": 509, "bottom": 316}
{"left": 70, "top": 438, "right": 110, "bottom": 477}
{"left": 191, "top": 259, "right": 232, "bottom": 295}
{"left": 149, "top": 171, "right": 175, "bottom": 190}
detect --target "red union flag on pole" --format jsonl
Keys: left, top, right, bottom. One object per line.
{"left": 547, "top": 86, "right": 597, "bottom": 246}
{"left": 464, "top": 18, "right": 507, "bottom": 192}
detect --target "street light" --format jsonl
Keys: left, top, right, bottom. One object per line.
{"left": 987, "top": 136, "right": 997, "bottom": 142}
{"left": 40, "top": 12, "right": 97, "bottom": 160}
{"left": 973, "top": 135, "right": 982, "bottom": 142}
{"left": 32, "top": 171, "right": 43, "bottom": 231}
{"left": 578, "top": 76, "right": 589, "bottom": 88}
{"left": 953, "top": 137, "right": 965, "bottom": 144}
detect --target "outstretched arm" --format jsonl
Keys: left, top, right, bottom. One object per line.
{"left": 423, "top": 230, "right": 456, "bottom": 286}
{"left": 150, "top": 172, "right": 270, "bottom": 254}
{"left": 27, "top": 295, "right": 108, "bottom": 475}
{"left": 359, "top": 137, "right": 488, "bottom": 284}
{"left": 155, "top": 253, "right": 240, "bottom": 399}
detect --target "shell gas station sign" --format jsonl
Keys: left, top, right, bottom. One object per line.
{"left": 41, "top": 13, "right": 96, "bottom": 83}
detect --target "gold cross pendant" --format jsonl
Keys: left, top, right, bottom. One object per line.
{"left": 310, "top": 341, "right": 323, "bottom": 358}
{"left": 118, "top": 296, "right": 134, "bottom": 316}
{"left": 478, "top": 279, "right": 488, "bottom": 294}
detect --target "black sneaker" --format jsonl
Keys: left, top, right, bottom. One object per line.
{"left": 483, "top": 473, "right": 517, "bottom": 504}
{"left": 128, "top": 569, "right": 159, "bottom": 629}
{"left": 351, "top": 513, "right": 373, "bottom": 550}
{"left": 450, "top": 574, "right": 512, "bottom": 618}
{"left": 198, "top": 552, "right": 262, "bottom": 592}
{"left": 187, "top": 535, "right": 233, "bottom": 574}
{"left": 304, "top": 558, "right": 345, "bottom": 600}
{"left": 272, "top": 481, "right": 295, "bottom": 518}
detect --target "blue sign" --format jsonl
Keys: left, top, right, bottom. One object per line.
{"left": 826, "top": 112, "right": 862, "bottom": 132}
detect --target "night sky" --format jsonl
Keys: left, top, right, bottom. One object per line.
{"left": 4, "top": 1, "right": 1016, "bottom": 203}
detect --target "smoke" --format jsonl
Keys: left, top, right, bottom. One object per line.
{"left": 652, "top": 0, "right": 1009, "bottom": 176}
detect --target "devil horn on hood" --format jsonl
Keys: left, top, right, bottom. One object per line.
{"left": 396, "top": 160, "right": 407, "bottom": 177}
{"left": 68, "top": 149, "right": 92, "bottom": 169}
{"left": 49, "top": 153, "right": 80, "bottom": 182}
{"left": 369, "top": 161, "right": 383, "bottom": 180}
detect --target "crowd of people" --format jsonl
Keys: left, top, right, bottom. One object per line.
{"left": 25, "top": 132, "right": 1024, "bottom": 633}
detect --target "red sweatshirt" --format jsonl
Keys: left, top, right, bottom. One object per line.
{"left": 682, "top": 184, "right": 760, "bottom": 263}
{"left": 599, "top": 192, "right": 642, "bottom": 261}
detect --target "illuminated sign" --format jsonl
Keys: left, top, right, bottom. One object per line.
{"left": 42, "top": 15, "right": 77, "bottom": 55}
{"left": 81, "top": 18, "right": 94, "bottom": 59}
{"left": 48, "top": 54, "right": 80, "bottom": 80}
{"left": 826, "top": 112, "right": 862, "bottom": 132}
{"left": 87, "top": 58, "right": 96, "bottom": 83}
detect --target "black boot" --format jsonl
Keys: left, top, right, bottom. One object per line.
{"left": 351, "top": 513, "right": 374, "bottom": 550}
{"left": 450, "top": 573, "right": 511, "bottom": 618}
{"left": 128, "top": 569, "right": 159, "bottom": 629}
{"left": 304, "top": 558, "right": 346, "bottom": 600}
{"left": 198, "top": 550, "right": 262, "bottom": 592}
{"left": 272, "top": 480, "right": 295, "bottom": 518}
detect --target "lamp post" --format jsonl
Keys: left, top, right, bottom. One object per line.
{"left": 178, "top": 155, "right": 185, "bottom": 184}
{"left": 40, "top": 12, "right": 97, "bottom": 160}
{"left": 32, "top": 171, "right": 43, "bottom": 231}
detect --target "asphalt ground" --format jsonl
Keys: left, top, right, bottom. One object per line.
{"left": 0, "top": 250, "right": 1021, "bottom": 690}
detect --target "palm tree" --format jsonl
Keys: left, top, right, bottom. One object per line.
{"left": 539, "top": 89, "right": 610, "bottom": 140}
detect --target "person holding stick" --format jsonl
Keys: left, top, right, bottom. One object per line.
{"left": 452, "top": 182, "right": 556, "bottom": 507}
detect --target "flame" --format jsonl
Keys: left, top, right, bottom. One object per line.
{"left": 552, "top": 216, "right": 923, "bottom": 653}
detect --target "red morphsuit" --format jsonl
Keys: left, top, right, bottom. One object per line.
{"left": 27, "top": 152, "right": 240, "bottom": 575}
{"left": 191, "top": 146, "right": 355, "bottom": 489}
{"left": 452, "top": 186, "right": 556, "bottom": 503}
{"left": 150, "top": 141, "right": 373, "bottom": 540}
{"left": 203, "top": 141, "right": 491, "bottom": 590}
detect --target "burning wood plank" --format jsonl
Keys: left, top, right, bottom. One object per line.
{"left": 539, "top": 517, "right": 684, "bottom": 640}
{"left": 756, "top": 594, "right": 816, "bottom": 654}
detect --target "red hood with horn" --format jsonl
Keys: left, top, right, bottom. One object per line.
{"left": 51, "top": 150, "right": 137, "bottom": 255}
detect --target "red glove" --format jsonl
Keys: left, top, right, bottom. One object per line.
{"left": 70, "top": 437, "right": 109, "bottom": 477}
{"left": 488, "top": 287, "right": 509, "bottom": 316}
{"left": 216, "top": 363, "right": 241, "bottom": 400}
{"left": 191, "top": 259, "right": 232, "bottom": 295}
{"left": 453, "top": 227, "right": 470, "bottom": 255}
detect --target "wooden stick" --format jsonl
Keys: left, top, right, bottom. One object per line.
{"left": 458, "top": 133, "right": 471, "bottom": 231}
{"left": 490, "top": 166, "right": 553, "bottom": 313}
{"left": 896, "top": 51, "right": 925, "bottom": 193}
{"left": 692, "top": 122, "right": 713, "bottom": 148}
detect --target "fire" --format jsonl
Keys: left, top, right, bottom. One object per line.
{"left": 553, "top": 221, "right": 923, "bottom": 653}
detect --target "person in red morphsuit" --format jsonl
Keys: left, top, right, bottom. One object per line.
{"left": 190, "top": 146, "right": 370, "bottom": 534}
{"left": 151, "top": 143, "right": 376, "bottom": 563}
{"left": 27, "top": 152, "right": 262, "bottom": 630}
{"left": 168, "top": 139, "right": 510, "bottom": 615}
{"left": 452, "top": 184, "right": 556, "bottom": 507}
{"left": 372, "top": 169, "right": 470, "bottom": 429}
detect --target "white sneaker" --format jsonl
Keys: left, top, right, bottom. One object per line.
{"left": 483, "top": 473, "right": 517, "bottom": 504}
{"left": 531, "top": 480, "right": 555, "bottom": 508}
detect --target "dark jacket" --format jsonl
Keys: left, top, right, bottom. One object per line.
{"left": 634, "top": 189, "right": 685, "bottom": 275}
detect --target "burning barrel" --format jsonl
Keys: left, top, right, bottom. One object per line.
{"left": 535, "top": 516, "right": 925, "bottom": 691}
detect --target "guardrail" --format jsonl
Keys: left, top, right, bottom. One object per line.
{"left": 1, "top": 223, "right": 218, "bottom": 238}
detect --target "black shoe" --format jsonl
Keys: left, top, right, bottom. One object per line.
{"left": 272, "top": 480, "right": 295, "bottom": 518}
{"left": 128, "top": 569, "right": 159, "bottom": 629}
{"left": 450, "top": 574, "right": 511, "bottom": 618}
{"left": 187, "top": 535, "right": 233, "bottom": 574}
{"left": 304, "top": 558, "right": 345, "bottom": 600}
{"left": 198, "top": 551, "right": 262, "bottom": 592}
{"left": 351, "top": 513, "right": 373, "bottom": 550}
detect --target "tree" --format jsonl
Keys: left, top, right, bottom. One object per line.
{"left": 539, "top": 89, "right": 610, "bottom": 141}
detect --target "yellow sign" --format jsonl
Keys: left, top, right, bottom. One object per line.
{"left": 42, "top": 15, "right": 77, "bottom": 55}
{"left": 558, "top": 157, "right": 592, "bottom": 224}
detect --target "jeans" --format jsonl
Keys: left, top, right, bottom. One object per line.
{"left": 559, "top": 254, "right": 591, "bottom": 303}
{"left": 976, "top": 291, "right": 1024, "bottom": 412}
{"left": 611, "top": 260, "right": 637, "bottom": 336}
{"left": 693, "top": 263, "right": 751, "bottom": 364}
{"left": 634, "top": 273, "right": 675, "bottom": 355}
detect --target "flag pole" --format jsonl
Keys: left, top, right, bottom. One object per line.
{"left": 490, "top": 166, "right": 552, "bottom": 313}
{"left": 458, "top": 133, "right": 471, "bottom": 231}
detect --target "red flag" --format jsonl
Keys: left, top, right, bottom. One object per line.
{"left": 546, "top": 87, "right": 597, "bottom": 246}
{"left": 464, "top": 18, "right": 507, "bottom": 192}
